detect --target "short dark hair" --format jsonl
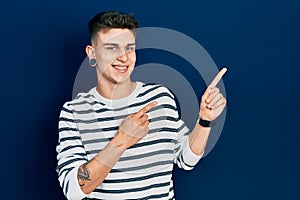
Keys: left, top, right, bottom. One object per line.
{"left": 88, "top": 11, "right": 139, "bottom": 43}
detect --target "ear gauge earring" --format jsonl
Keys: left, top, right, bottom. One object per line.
{"left": 89, "top": 58, "right": 97, "bottom": 66}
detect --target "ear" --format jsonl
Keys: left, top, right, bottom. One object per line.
{"left": 86, "top": 45, "right": 95, "bottom": 59}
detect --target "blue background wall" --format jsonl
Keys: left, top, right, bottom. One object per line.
{"left": 1, "top": 0, "right": 299, "bottom": 199}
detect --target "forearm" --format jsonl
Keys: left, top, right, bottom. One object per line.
{"left": 189, "top": 123, "right": 211, "bottom": 156}
{"left": 78, "top": 141, "right": 124, "bottom": 194}
{"left": 78, "top": 158, "right": 111, "bottom": 194}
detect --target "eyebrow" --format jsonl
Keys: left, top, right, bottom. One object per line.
{"left": 102, "top": 43, "right": 135, "bottom": 47}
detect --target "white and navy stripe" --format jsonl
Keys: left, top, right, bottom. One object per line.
{"left": 56, "top": 82, "right": 202, "bottom": 199}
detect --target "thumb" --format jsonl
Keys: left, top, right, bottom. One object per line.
{"left": 201, "top": 86, "right": 213, "bottom": 103}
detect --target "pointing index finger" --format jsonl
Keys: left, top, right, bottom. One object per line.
{"left": 209, "top": 68, "right": 227, "bottom": 88}
{"left": 135, "top": 101, "right": 158, "bottom": 118}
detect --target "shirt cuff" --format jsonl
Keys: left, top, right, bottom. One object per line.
{"left": 182, "top": 137, "right": 203, "bottom": 166}
{"left": 67, "top": 165, "right": 88, "bottom": 200}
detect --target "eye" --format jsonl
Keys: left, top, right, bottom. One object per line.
{"left": 106, "top": 46, "right": 118, "bottom": 51}
{"left": 125, "top": 46, "right": 135, "bottom": 52}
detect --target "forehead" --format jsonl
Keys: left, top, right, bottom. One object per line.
{"left": 96, "top": 28, "right": 136, "bottom": 45}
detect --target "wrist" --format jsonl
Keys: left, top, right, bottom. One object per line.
{"left": 111, "top": 131, "right": 129, "bottom": 151}
{"left": 198, "top": 117, "right": 214, "bottom": 127}
{"left": 198, "top": 110, "right": 211, "bottom": 121}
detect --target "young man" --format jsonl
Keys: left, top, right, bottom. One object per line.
{"left": 56, "top": 11, "right": 227, "bottom": 200}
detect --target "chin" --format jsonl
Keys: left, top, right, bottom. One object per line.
{"left": 112, "top": 68, "right": 133, "bottom": 83}
{"left": 109, "top": 74, "right": 131, "bottom": 85}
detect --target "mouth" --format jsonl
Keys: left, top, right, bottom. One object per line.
{"left": 112, "top": 65, "right": 129, "bottom": 73}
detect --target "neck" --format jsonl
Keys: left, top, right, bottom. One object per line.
{"left": 96, "top": 79, "right": 136, "bottom": 100}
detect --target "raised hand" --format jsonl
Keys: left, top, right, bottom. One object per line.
{"left": 199, "top": 68, "right": 227, "bottom": 121}
{"left": 112, "top": 101, "right": 158, "bottom": 150}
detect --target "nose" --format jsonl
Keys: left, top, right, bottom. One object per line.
{"left": 117, "top": 51, "right": 128, "bottom": 62}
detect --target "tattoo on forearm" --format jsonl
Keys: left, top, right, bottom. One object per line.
{"left": 78, "top": 163, "right": 91, "bottom": 187}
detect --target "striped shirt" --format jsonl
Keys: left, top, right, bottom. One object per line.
{"left": 56, "top": 82, "right": 202, "bottom": 200}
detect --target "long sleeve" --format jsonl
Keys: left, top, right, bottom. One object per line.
{"left": 56, "top": 102, "right": 88, "bottom": 200}
{"left": 173, "top": 119, "right": 203, "bottom": 170}
{"left": 163, "top": 89, "right": 203, "bottom": 170}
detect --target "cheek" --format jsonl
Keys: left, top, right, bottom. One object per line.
{"left": 97, "top": 53, "right": 115, "bottom": 69}
{"left": 99, "top": 52, "right": 116, "bottom": 63}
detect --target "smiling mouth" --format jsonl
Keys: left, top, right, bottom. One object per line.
{"left": 112, "top": 65, "right": 129, "bottom": 73}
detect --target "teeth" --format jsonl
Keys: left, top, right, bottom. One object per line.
{"left": 114, "top": 66, "right": 127, "bottom": 70}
